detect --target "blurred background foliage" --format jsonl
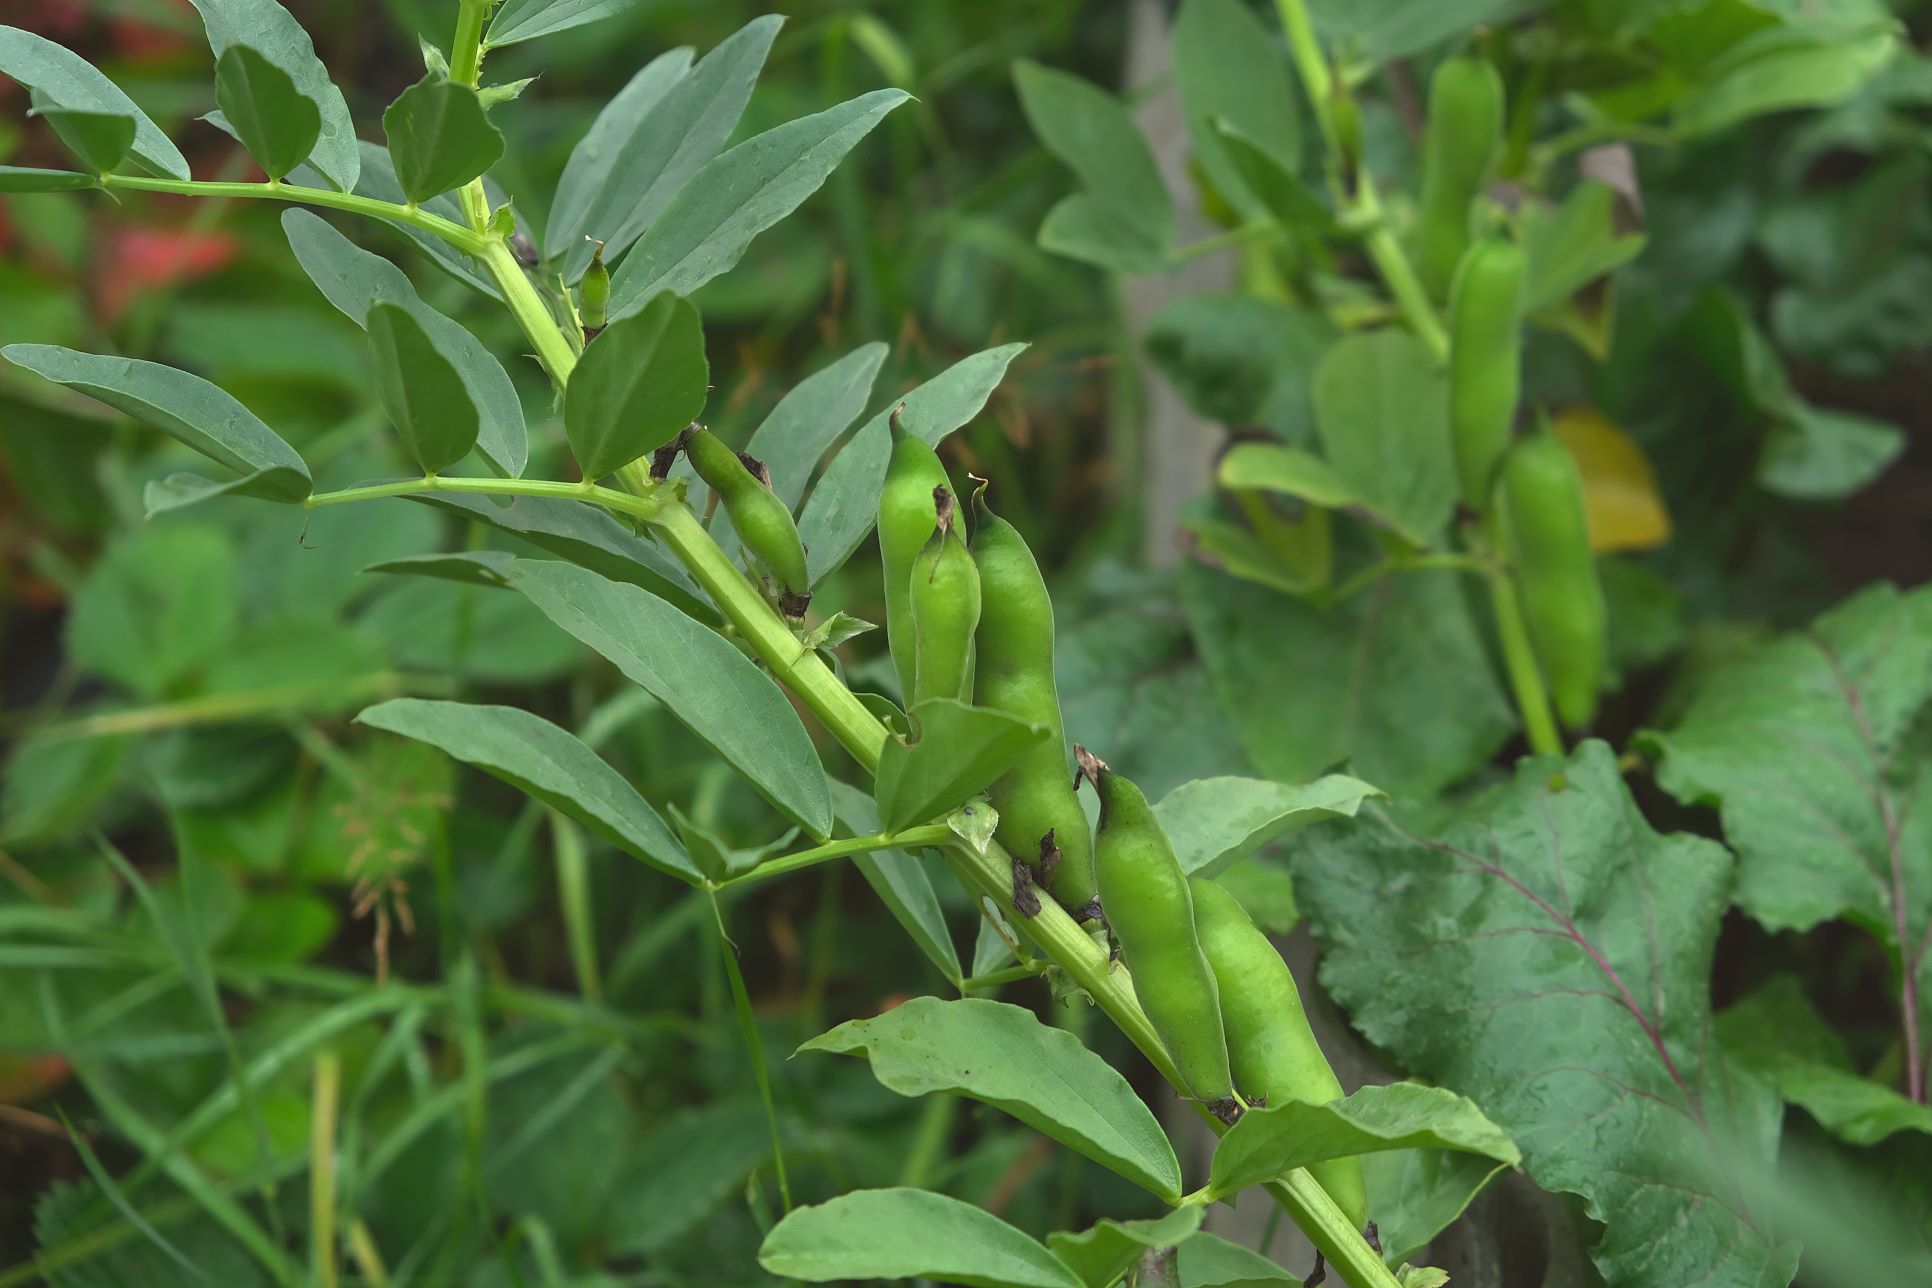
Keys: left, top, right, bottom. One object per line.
{"left": 4, "top": 0, "right": 1932, "bottom": 1284}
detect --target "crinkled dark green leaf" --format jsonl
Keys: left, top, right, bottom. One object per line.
{"left": 1296, "top": 741, "right": 1800, "bottom": 1288}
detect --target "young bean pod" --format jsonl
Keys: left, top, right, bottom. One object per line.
{"left": 1079, "top": 747, "right": 1236, "bottom": 1116}
{"left": 1499, "top": 423, "right": 1606, "bottom": 730}
{"left": 879, "top": 408, "right": 957, "bottom": 703}
{"left": 971, "top": 484, "right": 1097, "bottom": 919}
{"left": 578, "top": 238, "right": 610, "bottom": 332}
{"left": 1415, "top": 54, "right": 1505, "bottom": 301}
{"left": 1190, "top": 876, "right": 1368, "bottom": 1231}
{"left": 681, "top": 426, "right": 813, "bottom": 619}
{"left": 908, "top": 489, "right": 979, "bottom": 707}
{"left": 1447, "top": 236, "right": 1527, "bottom": 514}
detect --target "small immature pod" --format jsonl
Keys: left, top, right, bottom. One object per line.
{"left": 681, "top": 426, "right": 813, "bottom": 618}
{"left": 907, "top": 488, "right": 979, "bottom": 708}
{"left": 1447, "top": 237, "right": 1527, "bottom": 512}
{"left": 879, "top": 407, "right": 956, "bottom": 703}
{"left": 1415, "top": 54, "right": 1505, "bottom": 300}
{"left": 1190, "top": 876, "right": 1368, "bottom": 1231}
{"left": 579, "top": 238, "right": 610, "bottom": 332}
{"left": 971, "top": 483, "right": 1096, "bottom": 917}
{"left": 1080, "top": 746, "right": 1235, "bottom": 1114}
{"left": 1499, "top": 422, "right": 1606, "bottom": 730}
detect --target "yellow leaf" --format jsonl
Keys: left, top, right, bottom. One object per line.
{"left": 1551, "top": 406, "right": 1671, "bottom": 552}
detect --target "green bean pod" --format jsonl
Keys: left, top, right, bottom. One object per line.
{"left": 579, "top": 239, "right": 610, "bottom": 331}
{"left": 1447, "top": 236, "right": 1526, "bottom": 512}
{"left": 1499, "top": 424, "right": 1606, "bottom": 730}
{"left": 908, "top": 489, "right": 979, "bottom": 707}
{"left": 880, "top": 409, "right": 956, "bottom": 703}
{"left": 1081, "top": 747, "right": 1235, "bottom": 1112}
{"left": 1416, "top": 54, "right": 1505, "bottom": 300}
{"left": 682, "top": 426, "right": 812, "bottom": 618}
{"left": 1190, "top": 876, "right": 1368, "bottom": 1230}
{"left": 971, "top": 486, "right": 1096, "bottom": 917}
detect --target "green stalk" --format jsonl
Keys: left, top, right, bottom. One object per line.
{"left": 477, "top": 235, "right": 578, "bottom": 384}
{"left": 715, "top": 826, "right": 953, "bottom": 891}
{"left": 100, "top": 174, "right": 486, "bottom": 252}
{"left": 549, "top": 814, "right": 602, "bottom": 1003}
{"left": 1484, "top": 562, "right": 1562, "bottom": 756}
{"left": 304, "top": 474, "right": 656, "bottom": 523}
{"left": 448, "top": 0, "right": 491, "bottom": 87}
{"left": 309, "top": 1052, "right": 341, "bottom": 1288}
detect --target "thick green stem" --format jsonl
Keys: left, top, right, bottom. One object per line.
{"left": 1357, "top": 182, "right": 1449, "bottom": 363}
{"left": 304, "top": 474, "right": 653, "bottom": 522}
{"left": 477, "top": 235, "right": 578, "bottom": 387}
{"left": 448, "top": 0, "right": 491, "bottom": 87}
{"left": 100, "top": 174, "right": 485, "bottom": 253}
{"left": 1276, "top": 0, "right": 1336, "bottom": 157}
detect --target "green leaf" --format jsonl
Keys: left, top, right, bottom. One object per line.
{"left": 607, "top": 88, "right": 910, "bottom": 319}
{"left": 830, "top": 779, "right": 961, "bottom": 987}
{"left": 1304, "top": 0, "right": 1515, "bottom": 61}
{"left": 382, "top": 74, "right": 504, "bottom": 204}
{"left": 1153, "top": 774, "right": 1381, "bottom": 876}
{"left": 1213, "top": 119, "right": 1333, "bottom": 232}
{"left": 875, "top": 699, "right": 1050, "bottom": 835}
{"left": 1675, "top": 26, "right": 1897, "bottom": 138}
{"left": 0, "top": 26, "right": 188, "bottom": 179}
{"left": 1208, "top": 1084, "right": 1519, "bottom": 1198}
{"left": 1181, "top": 561, "right": 1513, "bottom": 798}
{"left": 1719, "top": 976, "right": 1932, "bottom": 1147}
{"left": 1362, "top": 1149, "right": 1511, "bottom": 1267}
{"left": 1046, "top": 1210, "right": 1205, "bottom": 1288}
{"left": 565, "top": 293, "right": 708, "bottom": 479}
{"left": 33, "top": 101, "right": 134, "bottom": 175}
{"left": 1216, "top": 441, "right": 1357, "bottom": 509}
{"left": 0, "top": 165, "right": 94, "bottom": 191}
{"left": 1758, "top": 402, "right": 1903, "bottom": 500}
{"left": 2, "top": 344, "right": 310, "bottom": 502}
{"left": 1296, "top": 742, "right": 1800, "bottom": 1288}
{"left": 504, "top": 559, "right": 833, "bottom": 838}
{"left": 68, "top": 525, "right": 239, "bottom": 700}
{"left": 1313, "top": 330, "right": 1455, "bottom": 547}
{"left": 365, "top": 300, "right": 480, "bottom": 474}
{"left": 1176, "top": 1231, "right": 1299, "bottom": 1284}
{"left": 329, "top": 140, "right": 499, "bottom": 299}
{"left": 409, "top": 491, "right": 703, "bottom": 612}
{"left": 547, "top": 18, "right": 780, "bottom": 280}
{"left": 186, "top": 0, "right": 357, "bottom": 191}
{"left": 213, "top": 44, "right": 318, "bottom": 180}
{"left": 1014, "top": 59, "right": 1172, "bottom": 270}
{"left": 803, "top": 996, "right": 1181, "bottom": 1200}
{"left": 1173, "top": 0, "right": 1300, "bottom": 218}
{"left": 1523, "top": 182, "right": 1647, "bottom": 317}
{"left": 358, "top": 698, "right": 700, "bottom": 884}
{"left": 0, "top": 724, "right": 132, "bottom": 847}
{"left": 605, "top": 1100, "right": 774, "bottom": 1254}
{"left": 759, "top": 1188, "right": 1084, "bottom": 1288}
{"left": 487, "top": 0, "right": 643, "bottom": 47}
{"left": 282, "top": 209, "right": 526, "bottom": 478}
{"left": 1643, "top": 583, "right": 1932, "bottom": 1063}
{"left": 797, "top": 343, "right": 1026, "bottom": 584}
{"left": 742, "top": 342, "right": 888, "bottom": 509}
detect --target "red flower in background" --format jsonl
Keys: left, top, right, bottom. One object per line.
{"left": 93, "top": 225, "right": 238, "bottom": 322}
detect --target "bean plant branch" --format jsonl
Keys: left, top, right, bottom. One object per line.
{"left": 99, "top": 174, "right": 487, "bottom": 253}
{"left": 714, "top": 826, "right": 954, "bottom": 892}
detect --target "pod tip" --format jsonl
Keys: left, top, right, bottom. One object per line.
{"left": 1073, "top": 745, "right": 1108, "bottom": 788}
{"left": 932, "top": 485, "right": 956, "bottom": 534}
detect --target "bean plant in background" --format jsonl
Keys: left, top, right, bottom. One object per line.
{"left": 0, "top": 2, "right": 1929, "bottom": 1288}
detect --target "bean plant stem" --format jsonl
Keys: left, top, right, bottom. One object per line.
{"left": 1484, "top": 559, "right": 1563, "bottom": 756}
{"left": 448, "top": 0, "right": 491, "bottom": 88}
{"left": 309, "top": 1052, "right": 341, "bottom": 1288}
{"left": 98, "top": 174, "right": 486, "bottom": 253}
{"left": 714, "top": 826, "right": 953, "bottom": 891}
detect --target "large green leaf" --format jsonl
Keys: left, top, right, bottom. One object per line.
{"left": 827, "top": 780, "right": 959, "bottom": 986}
{"left": 0, "top": 26, "right": 188, "bottom": 179}
{"left": 1305, "top": 0, "right": 1518, "bottom": 60}
{"left": 487, "top": 0, "right": 644, "bottom": 47}
{"left": 564, "top": 293, "right": 708, "bottom": 479}
{"left": 1013, "top": 59, "right": 1172, "bottom": 272}
{"left": 606, "top": 88, "right": 910, "bottom": 320}
{"left": 1181, "top": 561, "right": 1512, "bottom": 798}
{"left": 1523, "top": 182, "right": 1647, "bottom": 316}
{"left": 1172, "top": 0, "right": 1300, "bottom": 218}
{"left": 381, "top": 74, "right": 504, "bottom": 204}
{"left": 1757, "top": 403, "right": 1903, "bottom": 501}
{"left": 803, "top": 996, "right": 1182, "bottom": 1201}
{"left": 186, "top": 0, "right": 357, "bottom": 191}
{"left": 796, "top": 344, "right": 1026, "bottom": 584}
{"left": 548, "top": 17, "right": 779, "bottom": 280}
{"left": 874, "top": 699, "right": 1050, "bottom": 835}
{"left": 213, "top": 44, "right": 318, "bottom": 180}
{"left": 358, "top": 698, "right": 699, "bottom": 884}
{"left": 1296, "top": 742, "right": 1800, "bottom": 1288}
{"left": 365, "top": 301, "right": 480, "bottom": 474}
{"left": 742, "top": 342, "right": 887, "bottom": 509}
{"left": 759, "top": 1188, "right": 1083, "bottom": 1288}
{"left": 1312, "top": 330, "right": 1456, "bottom": 547}
{"left": 504, "top": 559, "right": 832, "bottom": 838}
{"left": 1643, "top": 583, "right": 1932, "bottom": 1073}
{"left": 0, "top": 166, "right": 95, "bottom": 191}
{"left": 1045, "top": 1211, "right": 1205, "bottom": 1288}
{"left": 2, "top": 345, "right": 310, "bottom": 502}
{"left": 1207, "top": 1084, "right": 1519, "bottom": 1198}
{"left": 1153, "top": 774, "right": 1381, "bottom": 876}
{"left": 282, "top": 209, "right": 526, "bottom": 478}
{"left": 1675, "top": 25, "right": 1897, "bottom": 138}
